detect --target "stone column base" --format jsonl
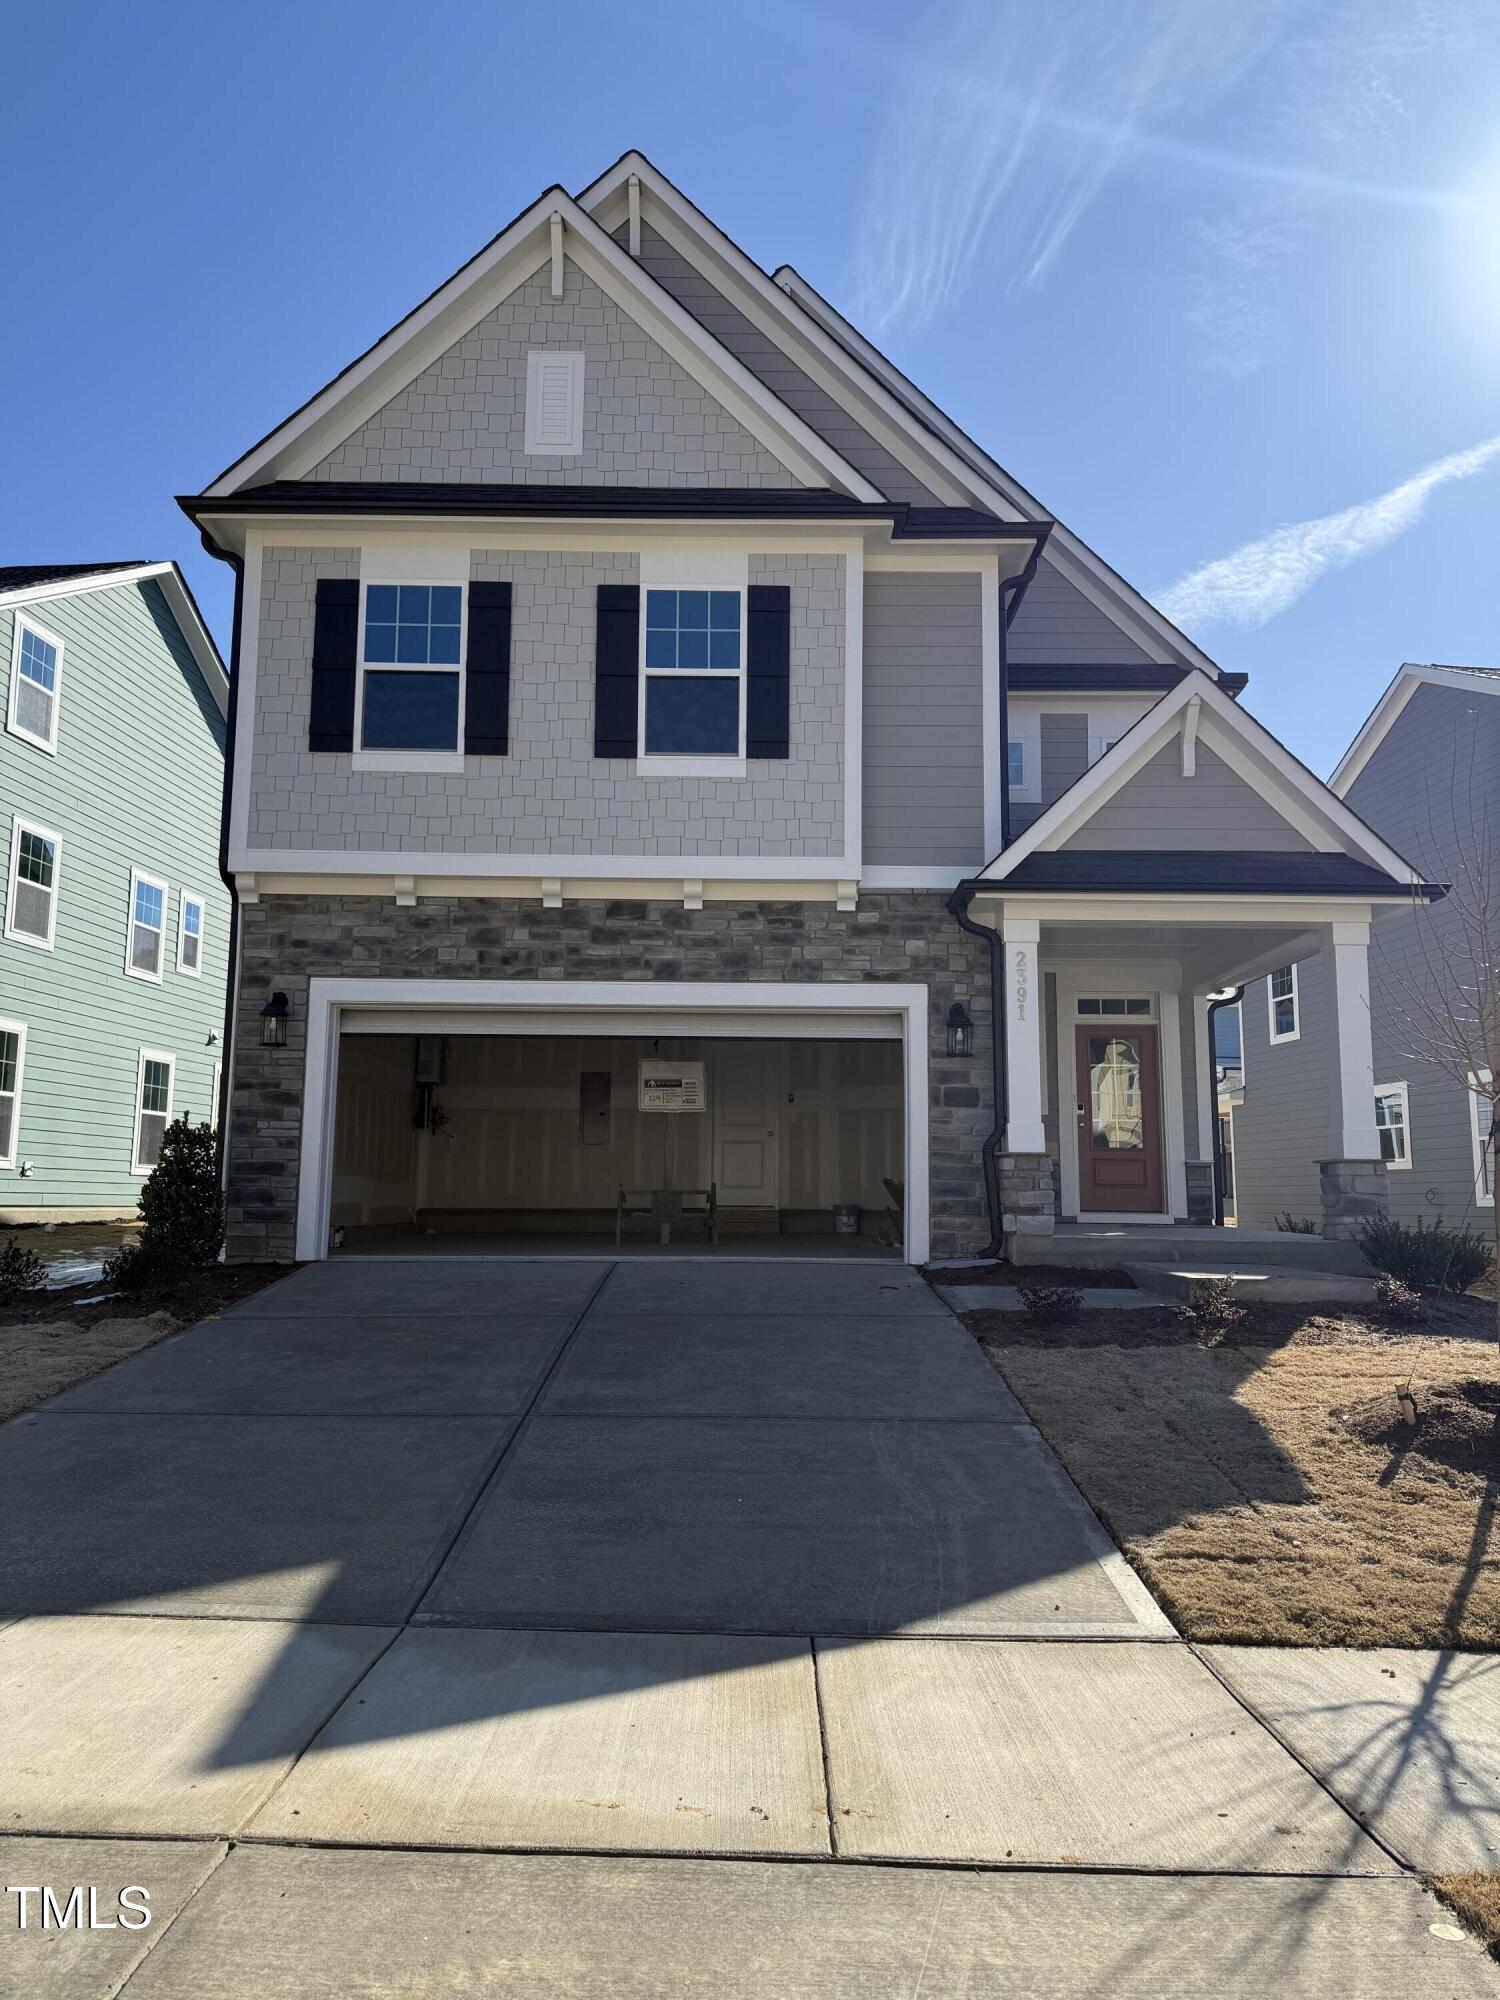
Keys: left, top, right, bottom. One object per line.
{"left": 1185, "top": 1160, "right": 1215, "bottom": 1225}
{"left": 999, "top": 1153, "right": 1056, "bottom": 1238}
{"left": 1318, "top": 1158, "right": 1388, "bottom": 1241}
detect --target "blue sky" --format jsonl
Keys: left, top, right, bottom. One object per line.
{"left": 4, "top": 0, "right": 1497, "bottom": 774}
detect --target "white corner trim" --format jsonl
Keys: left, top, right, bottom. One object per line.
{"left": 293, "top": 978, "right": 932, "bottom": 1264}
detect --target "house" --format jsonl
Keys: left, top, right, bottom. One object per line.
{"left": 0, "top": 562, "right": 229, "bottom": 1221}
{"left": 1232, "top": 663, "right": 1497, "bottom": 1233}
{"left": 179, "top": 153, "right": 1437, "bottom": 1267}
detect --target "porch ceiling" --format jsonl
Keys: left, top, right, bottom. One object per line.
{"left": 1024, "top": 916, "right": 1333, "bottom": 993}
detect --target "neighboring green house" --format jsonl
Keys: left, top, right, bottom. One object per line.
{"left": 0, "top": 562, "right": 229, "bottom": 1221}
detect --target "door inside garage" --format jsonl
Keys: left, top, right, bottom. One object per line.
{"left": 329, "top": 1032, "right": 906, "bottom": 1255}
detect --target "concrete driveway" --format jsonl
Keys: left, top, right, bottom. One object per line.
{"left": 0, "top": 1259, "right": 1487, "bottom": 1995}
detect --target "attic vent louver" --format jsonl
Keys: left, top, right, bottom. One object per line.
{"left": 524, "top": 350, "right": 585, "bottom": 455}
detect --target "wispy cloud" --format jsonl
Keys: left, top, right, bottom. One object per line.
{"left": 1152, "top": 433, "right": 1500, "bottom": 632}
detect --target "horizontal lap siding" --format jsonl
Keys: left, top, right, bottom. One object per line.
{"left": 0, "top": 580, "right": 228, "bottom": 1210}
{"left": 1232, "top": 957, "right": 1328, "bottom": 1229}
{"left": 1065, "top": 742, "right": 1311, "bottom": 851}
{"left": 862, "top": 573, "right": 983, "bottom": 865}
{"left": 1007, "top": 559, "right": 1156, "bottom": 665}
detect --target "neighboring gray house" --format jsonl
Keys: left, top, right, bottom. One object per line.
{"left": 1233, "top": 664, "right": 1497, "bottom": 1233}
{"left": 180, "top": 153, "right": 1436, "bottom": 1267}
{"left": 0, "top": 563, "right": 230, "bottom": 1221}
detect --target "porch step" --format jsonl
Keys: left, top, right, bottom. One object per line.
{"left": 1122, "top": 1262, "right": 1378, "bottom": 1306}
{"left": 1008, "top": 1226, "right": 1372, "bottom": 1277}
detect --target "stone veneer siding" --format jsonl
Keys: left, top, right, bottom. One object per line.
{"left": 308, "top": 262, "right": 799, "bottom": 487}
{"left": 227, "top": 893, "right": 994, "bottom": 1263}
{"left": 249, "top": 548, "right": 844, "bottom": 855}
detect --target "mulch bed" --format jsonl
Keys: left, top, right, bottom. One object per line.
{"left": 0, "top": 1262, "right": 288, "bottom": 1331}
{"left": 929, "top": 1263, "right": 1136, "bottom": 1289}
{"left": 1341, "top": 1377, "right": 1500, "bottom": 1479}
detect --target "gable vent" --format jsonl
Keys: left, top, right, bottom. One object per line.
{"left": 525, "top": 350, "right": 585, "bottom": 455}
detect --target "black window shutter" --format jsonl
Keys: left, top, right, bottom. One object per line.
{"left": 464, "top": 580, "right": 512, "bottom": 755}
{"left": 309, "top": 578, "right": 358, "bottom": 752}
{"left": 746, "top": 584, "right": 791, "bottom": 759}
{"left": 594, "top": 584, "right": 640, "bottom": 757}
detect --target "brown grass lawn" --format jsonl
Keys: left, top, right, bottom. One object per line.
{"left": 1433, "top": 1874, "right": 1500, "bottom": 1958}
{"left": 969, "top": 1296, "right": 1500, "bottom": 1648}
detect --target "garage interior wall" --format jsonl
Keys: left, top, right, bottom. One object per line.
{"left": 330, "top": 1035, "right": 904, "bottom": 1230}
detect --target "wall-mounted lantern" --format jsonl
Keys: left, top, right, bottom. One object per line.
{"left": 260, "top": 991, "right": 290, "bottom": 1048}
{"left": 946, "top": 1001, "right": 974, "bottom": 1058}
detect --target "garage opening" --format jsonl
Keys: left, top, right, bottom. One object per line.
{"left": 329, "top": 1033, "right": 906, "bottom": 1256}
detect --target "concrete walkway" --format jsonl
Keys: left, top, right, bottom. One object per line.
{"left": 0, "top": 1259, "right": 1491, "bottom": 1994}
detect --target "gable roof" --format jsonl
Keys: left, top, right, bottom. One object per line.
{"left": 576, "top": 151, "right": 1222, "bottom": 675}
{"left": 975, "top": 671, "right": 1427, "bottom": 890}
{"left": 202, "top": 186, "right": 885, "bottom": 504}
{"left": 0, "top": 561, "right": 228, "bottom": 714}
{"left": 1330, "top": 661, "right": 1500, "bottom": 795}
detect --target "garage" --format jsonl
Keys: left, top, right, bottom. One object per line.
{"left": 295, "top": 980, "right": 932, "bottom": 1263}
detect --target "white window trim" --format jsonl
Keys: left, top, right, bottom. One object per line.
{"left": 524, "top": 350, "right": 585, "bottom": 455}
{"left": 1471, "top": 1070, "right": 1495, "bottom": 1208}
{"left": 125, "top": 867, "right": 169, "bottom": 985}
{"left": 4, "top": 814, "right": 61, "bottom": 952}
{"left": 353, "top": 576, "right": 468, "bottom": 773}
{"left": 132, "top": 1048, "right": 176, "bottom": 1175}
{"left": 636, "top": 582, "right": 747, "bottom": 776}
{"left": 177, "top": 889, "right": 205, "bottom": 977}
{"left": 1268, "top": 963, "right": 1300, "bottom": 1044}
{"left": 1007, "top": 711, "right": 1041, "bottom": 805}
{"left": 0, "top": 1017, "right": 26, "bottom": 1170}
{"left": 1373, "top": 1080, "right": 1412, "bottom": 1170}
{"left": 211, "top": 1060, "right": 222, "bottom": 1130}
{"left": 6, "top": 614, "right": 64, "bottom": 755}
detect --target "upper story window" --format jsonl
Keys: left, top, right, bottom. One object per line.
{"left": 1268, "top": 964, "right": 1299, "bottom": 1043}
{"left": 525, "top": 351, "right": 585, "bottom": 454}
{"left": 1374, "top": 1083, "right": 1410, "bottom": 1168}
{"left": 7, "top": 616, "right": 63, "bottom": 754}
{"left": 642, "top": 589, "right": 744, "bottom": 757}
{"left": 360, "top": 584, "right": 464, "bottom": 754}
{"left": 178, "top": 892, "right": 205, "bottom": 976}
{"left": 126, "top": 869, "right": 168, "bottom": 982}
{"left": 5, "top": 816, "right": 59, "bottom": 950}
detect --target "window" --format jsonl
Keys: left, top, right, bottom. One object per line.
{"left": 7, "top": 616, "right": 63, "bottom": 753}
{"left": 524, "top": 350, "right": 585, "bottom": 454}
{"left": 642, "top": 588, "right": 744, "bottom": 757}
{"left": 211, "top": 1060, "right": 222, "bottom": 1130}
{"left": 1472, "top": 1072, "right": 1495, "bottom": 1208}
{"left": 1007, "top": 740, "right": 1025, "bottom": 788}
{"left": 132, "top": 1050, "right": 174, "bottom": 1173}
{"left": 125, "top": 869, "right": 168, "bottom": 982}
{"left": 0, "top": 1021, "right": 25, "bottom": 1168}
{"left": 1374, "top": 1083, "right": 1411, "bottom": 1169}
{"left": 5, "top": 817, "right": 60, "bottom": 949}
{"left": 178, "top": 892, "right": 205, "bottom": 976}
{"left": 1268, "top": 964, "right": 1299, "bottom": 1043}
{"left": 359, "top": 583, "right": 464, "bottom": 754}
{"left": 1077, "top": 997, "right": 1152, "bottom": 1017}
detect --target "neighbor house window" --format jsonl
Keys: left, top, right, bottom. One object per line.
{"left": 126, "top": 869, "right": 168, "bottom": 982}
{"left": 7, "top": 616, "right": 63, "bottom": 753}
{"left": 178, "top": 892, "right": 204, "bottom": 976}
{"left": 5, "top": 817, "right": 60, "bottom": 949}
{"left": 1007, "top": 741, "right": 1025, "bottom": 788}
{"left": 1374, "top": 1082, "right": 1411, "bottom": 1168}
{"left": 0, "top": 1021, "right": 25, "bottom": 1168}
{"left": 1268, "top": 965, "right": 1299, "bottom": 1043}
{"left": 133, "top": 1050, "right": 174, "bottom": 1173}
{"left": 642, "top": 589, "right": 744, "bottom": 756}
{"left": 359, "top": 584, "right": 464, "bottom": 753}
{"left": 1472, "top": 1072, "right": 1495, "bottom": 1207}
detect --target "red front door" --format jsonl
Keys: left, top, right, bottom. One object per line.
{"left": 1075, "top": 1024, "right": 1164, "bottom": 1214}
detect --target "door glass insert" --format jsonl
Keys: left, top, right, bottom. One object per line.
{"left": 1086, "top": 1034, "right": 1144, "bottom": 1150}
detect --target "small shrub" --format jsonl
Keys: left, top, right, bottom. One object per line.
{"left": 0, "top": 1236, "right": 46, "bottom": 1300}
{"left": 1017, "top": 1282, "right": 1084, "bottom": 1322}
{"left": 1356, "top": 1214, "right": 1491, "bottom": 1296}
{"left": 1374, "top": 1272, "right": 1423, "bottom": 1321}
{"left": 1275, "top": 1212, "right": 1319, "bottom": 1235}
{"left": 1178, "top": 1275, "right": 1242, "bottom": 1335}
{"left": 104, "top": 1117, "right": 223, "bottom": 1293}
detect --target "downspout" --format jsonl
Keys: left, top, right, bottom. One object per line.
{"left": 1205, "top": 985, "right": 1244, "bottom": 1227}
{"left": 942, "top": 538, "right": 1046, "bottom": 1260}
{"left": 201, "top": 530, "right": 244, "bottom": 1185}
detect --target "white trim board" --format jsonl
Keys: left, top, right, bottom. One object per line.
{"left": 1331, "top": 662, "right": 1500, "bottom": 794}
{"left": 293, "top": 978, "right": 931, "bottom": 1264}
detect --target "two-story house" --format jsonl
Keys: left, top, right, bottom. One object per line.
{"left": 1232, "top": 663, "right": 1497, "bottom": 1234}
{"left": 181, "top": 155, "right": 1436, "bottom": 1267}
{"left": 0, "top": 562, "right": 229, "bottom": 1221}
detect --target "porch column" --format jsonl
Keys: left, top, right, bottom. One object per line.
{"left": 1002, "top": 916, "right": 1046, "bottom": 1153}
{"left": 1319, "top": 920, "right": 1388, "bottom": 1240}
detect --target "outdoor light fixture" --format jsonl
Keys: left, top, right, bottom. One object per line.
{"left": 946, "top": 1002, "right": 974, "bottom": 1058}
{"left": 260, "top": 991, "right": 290, "bottom": 1048}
